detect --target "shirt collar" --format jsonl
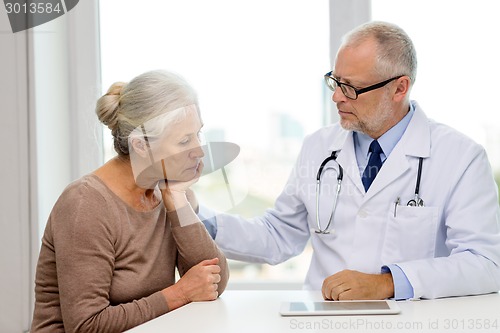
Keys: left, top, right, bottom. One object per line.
{"left": 354, "top": 103, "right": 415, "bottom": 161}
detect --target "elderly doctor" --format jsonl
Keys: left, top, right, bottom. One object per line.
{"left": 201, "top": 21, "right": 500, "bottom": 300}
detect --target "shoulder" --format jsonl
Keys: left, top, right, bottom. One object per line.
{"left": 53, "top": 174, "right": 112, "bottom": 212}
{"left": 427, "top": 118, "right": 484, "bottom": 157}
{"left": 412, "top": 105, "right": 490, "bottom": 186}
{"left": 412, "top": 101, "right": 485, "bottom": 158}
{"left": 302, "top": 122, "right": 347, "bottom": 151}
{"left": 304, "top": 122, "right": 345, "bottom": 142}
{"left": 48, "top": 174, "right": 120, "bottom": 235}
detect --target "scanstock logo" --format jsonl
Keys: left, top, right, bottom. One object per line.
{"left": 4, "top": 0, "right": 79, "bottom": 33}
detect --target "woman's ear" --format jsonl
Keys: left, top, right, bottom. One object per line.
{"left": 130, "top": 138, "right": 149, "bottom": 158}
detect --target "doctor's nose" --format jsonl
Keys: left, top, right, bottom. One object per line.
{"left": 332, "top": 85, "right": 347, "bottom": 103}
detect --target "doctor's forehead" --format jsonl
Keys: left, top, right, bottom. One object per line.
{"left": 335, "top": 41, "right": 379, "bottom": 79}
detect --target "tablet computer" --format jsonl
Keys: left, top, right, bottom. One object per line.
{"left": 280, "top": 300, "right": 401, "bottom": 316}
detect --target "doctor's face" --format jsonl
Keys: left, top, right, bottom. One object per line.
{"left": 331, "top": 38, "right": 396, "bottom": 139}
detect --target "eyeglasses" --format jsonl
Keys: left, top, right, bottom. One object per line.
{"left": 324, "top": 71, "right": 404, "bottom": 100}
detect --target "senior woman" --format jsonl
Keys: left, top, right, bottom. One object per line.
{"left": 31, "top": 70, "right": 229, "bottom": 332}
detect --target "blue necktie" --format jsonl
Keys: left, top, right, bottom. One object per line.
{"left": 362, "top": 140, "right": 383, "bottom": 191}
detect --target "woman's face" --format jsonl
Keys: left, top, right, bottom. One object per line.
{"left": 152, "top": 108, "right": 205, "bottom": 182}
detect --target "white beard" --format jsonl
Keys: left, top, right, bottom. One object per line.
{"left": 340, "top": 92, "right": 394, "bottom": 137}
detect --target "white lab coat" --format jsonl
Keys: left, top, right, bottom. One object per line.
{"left": 213, "top": 101, "right": 500, "bottom": 299}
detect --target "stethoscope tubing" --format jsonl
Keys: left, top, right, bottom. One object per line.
{"left": 315, "top": 152, "right": 343, "bottom": 234}
{"left": 315, "top": 152, "right": 425, "bottom": 233}
{"left": 407, "top": 157, "right": 424, "bottom": 207}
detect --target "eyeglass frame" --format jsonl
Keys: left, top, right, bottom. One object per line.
{"left": 324, "top": 71, "right": 405, "bottom": 100}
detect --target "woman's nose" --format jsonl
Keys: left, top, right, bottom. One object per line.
{"left": 190, "top": 141, "right": 205, "bottom": 158}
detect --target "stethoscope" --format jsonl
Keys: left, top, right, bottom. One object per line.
{"left": 315, "top": 152, "right": 343, "bottom": 234}
{"left": 406, "top": 157, "right": 424, "bottom": 207}
{"left": 314, "top": 152, "right": 424, "bottom": 234}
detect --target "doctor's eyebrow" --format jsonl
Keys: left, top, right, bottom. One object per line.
{"left": 331, "top": 73, "right": 370, "bottom": 88}
{"left": 332, "top": 74, "right": 356, "bottom": 86}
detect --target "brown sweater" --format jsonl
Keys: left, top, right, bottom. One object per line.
{"left": 31, "top": 174, "right": 228, "bottom": 333}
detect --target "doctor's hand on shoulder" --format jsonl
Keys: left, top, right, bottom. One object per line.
{"left": 321, "top": 270, "right": 394, "bottom": 301}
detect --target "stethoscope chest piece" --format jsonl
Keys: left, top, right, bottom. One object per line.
{"left": 407, "top": 196, "right": 424, "bottom": 207}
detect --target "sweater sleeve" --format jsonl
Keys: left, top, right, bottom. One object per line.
{"left": 49, "top": 183, "right": 169, "bottom": 333}
{"left": 168, "top": 205, "right": 229, "bottom": 295}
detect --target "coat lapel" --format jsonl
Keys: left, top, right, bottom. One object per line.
{"left": 328, "top": 102, "right": 432, "bottom": 202}
{"left": 363, "top": 102, "right": 431, "bottom": 202}
{"left": 328, "top": 130, "right": 366, "bottom": 194}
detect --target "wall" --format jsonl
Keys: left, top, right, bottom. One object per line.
{"left": 0, "top": 1, "right": 101, "bottom": 331}
{"left": 0, "top": 10, "right": 35, "bottom": 332}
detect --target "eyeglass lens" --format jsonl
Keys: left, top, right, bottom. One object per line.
{"left": 325, "top": 76, "right": 356, "bottom": 99}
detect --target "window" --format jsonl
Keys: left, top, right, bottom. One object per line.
{"left": 372, "top": 0, "right": 500, "bottom": 178}
{"left": 99, "top": 0, "right": 500, "bottom": 290}
{"left": 99, "top": 0, "right": 330, "bottom": 287}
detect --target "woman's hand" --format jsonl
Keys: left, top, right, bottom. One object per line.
{"left": 175, "top": 257, "right": 221, "bottom": 302}
{"left": 161, "top": 258, "right": 221, "bottom": 310}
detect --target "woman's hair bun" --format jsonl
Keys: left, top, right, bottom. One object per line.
{"left": 95, "top": 81, "right": 127, "bottom": 130}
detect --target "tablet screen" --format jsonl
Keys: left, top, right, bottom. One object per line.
{"left": 290, "top": 301, "right": 390, "bottom": 311}
{"left": 280, "top": 300, "right": 400, "bottom": 316}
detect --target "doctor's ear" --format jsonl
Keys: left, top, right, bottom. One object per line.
{"left": 130, "top": 138, "right": 149, "bottom": 158}
{"left": 392, "top": 76, "right": 411, "bottom": 102}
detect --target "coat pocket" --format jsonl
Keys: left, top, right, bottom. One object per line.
{"left": 382, "top": 205, "right": 439, "bottom": 263}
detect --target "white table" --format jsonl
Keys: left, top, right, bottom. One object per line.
{"left": 127, "top": 290, "right": 500, "bottom": 333}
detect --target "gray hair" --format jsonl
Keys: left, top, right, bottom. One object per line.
{"left": 341, "top": 21, "right": 417, "bottom": 85}
{"left": 95, "top": 70, "right": 199, "bottom": 156}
